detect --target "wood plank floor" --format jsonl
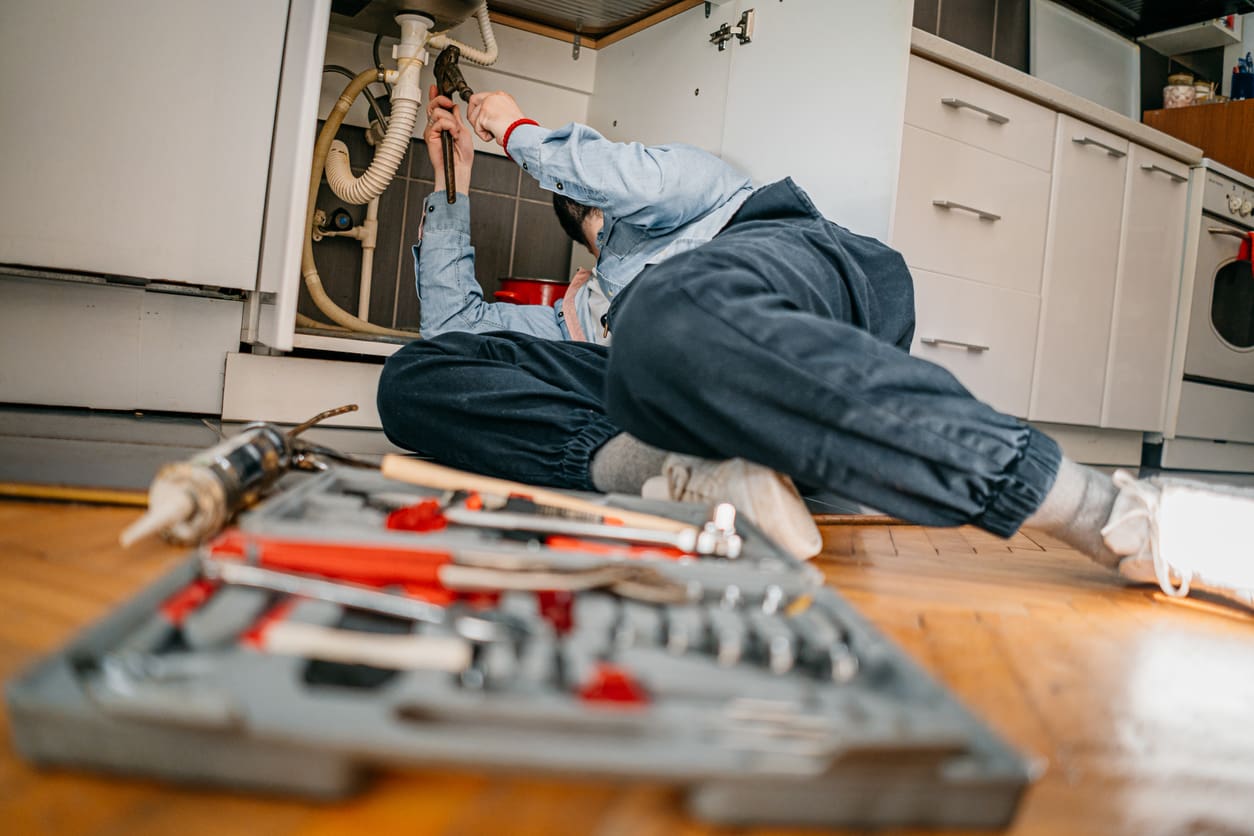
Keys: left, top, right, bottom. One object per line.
{"left": 2, "top": 500, "right": 1253, "bottom": 835}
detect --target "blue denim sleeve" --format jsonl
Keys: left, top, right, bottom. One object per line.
{"left": 506, "top": 123, "right": 752, "bottom": 235}
{"left": 415, "top": 191, "right": 566, "bottom": 339}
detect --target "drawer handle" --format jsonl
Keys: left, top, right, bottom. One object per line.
{"left": 941, "top": 97, "right": 1010, "bottom": 124}
{"left": 1140, "top": 163, "right": 1187, "bottom": 183}
{"left": 921, "top": 337, "right": 989, "bottom": 353}
{"left": 1072, "top": 135, "right": 1126, "bottom": 158}
{"left": 931, "top": 199, "right": 1001, "bottom": 222}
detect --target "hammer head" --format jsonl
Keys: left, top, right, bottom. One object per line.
{"left": 434, "top": 46, "right": 473, "bottom": 101}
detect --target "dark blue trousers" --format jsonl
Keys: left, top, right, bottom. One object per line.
{"left": 378, "top": 179, "right": 1060, "bottom": 536}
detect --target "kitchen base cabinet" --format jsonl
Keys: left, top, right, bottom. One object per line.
{"left": 1029, "top": 115, "right": 1129, "bottom": 427}
{"left": 911, "top": 270, "right": 1041, "bottom": 417}
{"left": 895, "top": 126, "right": 1051, "bottom": 296}
{"left": 1100, "top": 146, "right": 1190, "bottom": 431}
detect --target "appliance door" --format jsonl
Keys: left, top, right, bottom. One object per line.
{"left": 1184, "top": 218, "right": 1254, "bottom": 386}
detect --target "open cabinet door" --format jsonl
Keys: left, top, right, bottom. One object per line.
{"left": 719, "top": 0, "right": 913, "bottom": 242}
{"left": 253, "top": 0, "right": 332, "bottom": 350}
{"left": 586, "top": 2, "right": 733, "bottom": 153}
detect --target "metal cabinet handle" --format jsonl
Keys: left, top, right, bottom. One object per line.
{"left": 1072, "top": 135, "right": 1126, "bottom": 158}
{"left": 931, "top": 199, "right": 1001, "bottom": 222}
{"left": 941, "top": 97, "right": 1010, "bottom": 124}
{"left": 1208, "top": 227, "right": 1250, "bottom": 239}
{"left": 920, "top": 337, "right": 989, "bottom": 352}
{"left": 1140, "top": 163, "right": 1187, "bottom": 183}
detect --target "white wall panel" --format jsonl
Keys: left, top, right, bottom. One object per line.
{"left": 222, "top": 353, "right": 385, "bottom": 428}
{"left": 0, "top": 277, "right": 241, "bottom": 413}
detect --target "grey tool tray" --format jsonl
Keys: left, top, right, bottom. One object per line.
{"left": 7, "top": 468, "right": 1032, "bottom": 829}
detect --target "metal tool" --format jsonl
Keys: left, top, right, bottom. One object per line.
{"left": 745, "top": 610, "right": 796, "bottom": 675}
{"left": 705, "top": 604, "right": 747, "bottom": 667}
{"left": 121, "top": 405, "right": 365, "bottom": 547}
{"left": 444, "top": 505, "right": 742, "bottom": 558}
{"left": 789, "top": 606, "right": 859, "bottom": 683}
{"left": 434, "top": 45, "right": 473, "bottom": 204}
{"left": 199, "top": 556, "right": 513, "bottom": 644}
{"left": 380, "top": 455, "right": 743, "bottom": 559}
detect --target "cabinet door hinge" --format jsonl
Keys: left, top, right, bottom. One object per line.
{"left": 710, "top": 8, "right": 754, "bottom": 51}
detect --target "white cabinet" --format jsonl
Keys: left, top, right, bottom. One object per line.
{"left": 1029, "top": 118, "right": 1189, "bottom": 431}
{"left": 1029, "top": 115, "right": 1129, "bottom": 426}
{"left": 717, "top": 0, "right": 913, "bottom": 241}
{"left": 893, "top": 57, "right": 1055, "bottom": 416}
{"left": 903, "top": 55, "right": 1057, "bottom": 171}
{"left": 896, "top": 57, "right": 1192, "bottom": 433}
{"left": 0, "top": 0, "right": 296, "bottom": 290}
{"left": 588, "top": 0, "right": 914, "bottom": 242}
{"left": 911, "top": 270, "right": 1042, "bottom": 415}
{"left": 1102, "top": 147, "right": 1190, "bottom": 430}
{"left": 895, "top": 126, "right": 1051, "bottom": 295}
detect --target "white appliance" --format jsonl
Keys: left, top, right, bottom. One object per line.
{"left": 1161, "top": 160, "right": 1254, "bottom": 471}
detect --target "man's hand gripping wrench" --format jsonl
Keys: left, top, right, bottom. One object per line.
{"left": 434, "top": 46, "right": 473, "bottom": 204}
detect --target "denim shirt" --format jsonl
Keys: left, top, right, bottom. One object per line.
{"left": 413, "top": 123, "right": 754, "bottom": 343}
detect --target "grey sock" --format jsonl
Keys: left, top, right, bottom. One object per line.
{"left": 589, "top": 433, "right": 669, "bottom": 494}
{"left": 1023, "top": 457, "right": 1121, "bottom": 567}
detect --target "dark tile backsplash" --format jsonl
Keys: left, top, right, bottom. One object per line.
{"left": 307, "top": 123, "right": 573, "bottom": 333}
{"left": 915, "top": 0, "right": 1030, "bottom": 73}
{"left": 993, "top": 0, "right": 1029, "bottom": 72}
{"left": 914, "top": 0, "right": 941, "bottom": 33}
{"left": 938, "top": 0, "right": 997, "bottom": 57}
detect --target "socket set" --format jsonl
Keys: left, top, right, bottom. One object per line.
{"left": 7, "top": 468, "right": 1030, "bottom": 829}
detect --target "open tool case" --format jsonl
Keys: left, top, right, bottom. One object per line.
{"left": 8, "top": 468, "right": 1031, "bottom": 829}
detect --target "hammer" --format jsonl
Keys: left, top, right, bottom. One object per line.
{"left": 434, "top": 46, "right": 474, "bottom": 204}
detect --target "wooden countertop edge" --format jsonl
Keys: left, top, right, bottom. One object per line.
{"left": 911, "top": 28, "right": 1204, "bottom": 165}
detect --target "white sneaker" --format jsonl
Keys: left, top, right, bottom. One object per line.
{"left": 642, "top": 455, "right": 822, "bottom": 561}
{"left": 1102, "top": 470, "right": 1254, "bottom": 609}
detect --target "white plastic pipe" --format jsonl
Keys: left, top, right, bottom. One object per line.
{"left": 325, "top": 97, "right": 419, "bottom": 205}
{"left": 324, "top": 14, "right": 431, "bottom": 205}
{"left": 427, "top": 3, "right": 498, "bottom": 66}
{"left": 358, "top": 196, "right": 379, "bottom": 319}
{"left": 303, "top": 70, "right": 414, "bottom": 337}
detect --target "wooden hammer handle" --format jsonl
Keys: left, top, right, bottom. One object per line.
{"left": 380, "top": 455, "right": 694, "bottom": 534}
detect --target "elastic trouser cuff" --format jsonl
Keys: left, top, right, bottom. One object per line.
{"left": 976, "top": 426, "right": 1062, "bottom": 537}
{"left": 557, "top": 414, "right": 623, "bottom": 491}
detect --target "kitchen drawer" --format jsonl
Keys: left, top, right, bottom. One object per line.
{"left": 910, "top": 269, "right": 1041, "bottom": 418}
{"left": 905, "top": 56, "right": 1057, "bottom": 172}
{"left": 894, "top": 126, "right": 1051, "bottom": 295}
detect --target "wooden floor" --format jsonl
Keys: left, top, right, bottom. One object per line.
{"left": 3, "top": 500, "right": 1254, "bottom": 835}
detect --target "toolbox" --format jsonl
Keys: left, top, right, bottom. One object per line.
{"left": 7, "top": 467, "right": 1032, "bottom": 829}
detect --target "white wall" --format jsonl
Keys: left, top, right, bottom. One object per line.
{"left": 1222, "top": 15, "right": 1253, "bottom": 98}
{"left": 1030, "top": 0, "right": 1140, "bottom": 119}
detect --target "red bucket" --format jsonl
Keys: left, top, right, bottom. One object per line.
{"left": 494, "top": 277, "right": 569, "bottom": 306}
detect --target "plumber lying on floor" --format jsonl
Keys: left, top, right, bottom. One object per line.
{"left": 376, "top": 84, "right": 1254, "bottom": 611}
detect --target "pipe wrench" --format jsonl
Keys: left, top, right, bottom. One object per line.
{"left": 434, "top": 46, "right": 473, "bottom": 204}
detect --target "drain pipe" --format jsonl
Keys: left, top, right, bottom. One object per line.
{"left": 427, "top": 2, "right": 499, "bottom": 66}
{"left": 324, "top": 13, "right": 430, "bottom": 206}
{"left": 301, "top": 13, "right": 435, "bottom": 337}
{"left": 314, "top": 196, "right": 380, "bottom": 320}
